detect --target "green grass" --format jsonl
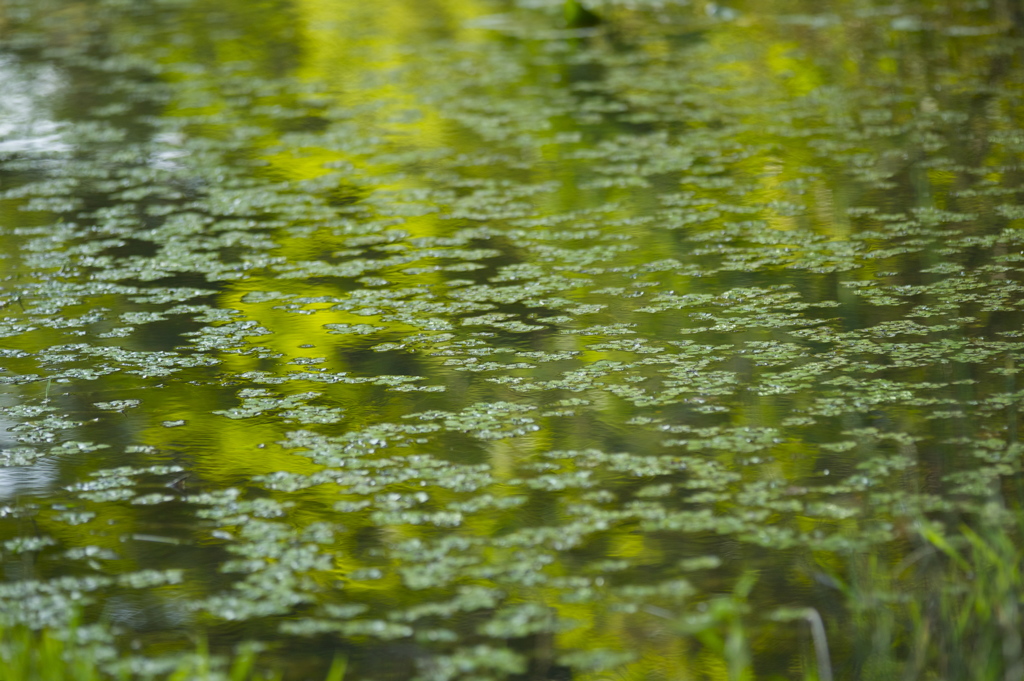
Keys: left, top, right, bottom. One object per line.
{"left": 839, "top": 512, "right": 1024, "bottom": 680}
{"left": 0, "top": 623, "right": 346, "bottom": 681}
{"left": 654, "top": 510, "right": 1024, "bottom": 681}
{"left": 0, "top": 622, "right": 106, "bottom": 681}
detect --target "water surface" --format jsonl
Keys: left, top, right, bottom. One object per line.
{"left": 1, "top": 0, "right": 1024, "bottom": 679}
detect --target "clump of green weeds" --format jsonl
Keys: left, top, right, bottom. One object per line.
{"left": 0, "top": 619, "right": 346, "bottom": 681}
{"left": 829, "top": 508, "right": 1024, "bottom": 681}
{"left": 667, "top": 572, "right": 832, "bottom": 681}
{"left": 0, "top": 620, "right": 106, "bottom": 681}
{"left": 659, "top": 509, "right": 1024, "bottom": 681}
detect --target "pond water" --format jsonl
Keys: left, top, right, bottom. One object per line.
{"left": 1, "top": 0, "right": 1024, "bottom": 679}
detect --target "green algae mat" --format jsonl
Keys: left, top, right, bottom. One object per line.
{"left": 1, "top": 0, "right": 1024, "bottom": 679}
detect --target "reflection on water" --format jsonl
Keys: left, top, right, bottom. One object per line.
{"left": 1, "top": 0, "right": 1024, "bottom": 679}
{"left": 0, "top": 462, "right": 58, "bottom": 500}
{"left": 0, "top": 56, "right": 69, "bottom": 154}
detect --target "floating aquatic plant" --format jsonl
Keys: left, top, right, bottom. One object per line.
{"left": 0, "top": 0, "right": 1023, "bottom": 678}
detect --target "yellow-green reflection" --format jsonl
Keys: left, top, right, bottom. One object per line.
{"left": 0, "top": 0, "right": 1023, "bottom": 679}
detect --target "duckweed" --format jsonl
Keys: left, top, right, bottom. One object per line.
{"left": 1, "top": 0, "right": 1024, "bottom": 679}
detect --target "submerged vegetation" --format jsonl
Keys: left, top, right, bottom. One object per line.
{"left": 1, "top": 0, "right": 1024, "bottom": 678}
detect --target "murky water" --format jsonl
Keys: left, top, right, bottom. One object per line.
{"left": 1, "top": 0, "right": 1024, "bottom": 679}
